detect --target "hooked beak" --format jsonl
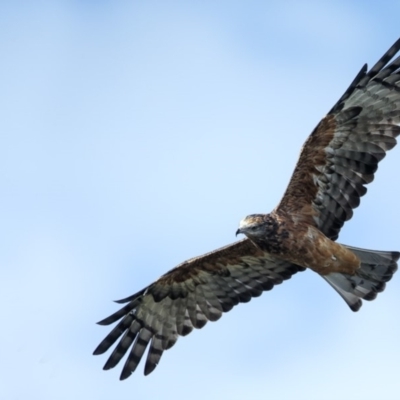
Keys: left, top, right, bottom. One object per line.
{"left": 235, "top": 228, "right": 242, "bottom": 237}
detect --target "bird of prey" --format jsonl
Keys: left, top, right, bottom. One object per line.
{"left": 94, "top": 39, "right": 400, "bottom": 380}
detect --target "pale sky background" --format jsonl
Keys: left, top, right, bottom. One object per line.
{"left": 2, "top": 1, "right": 400, "bottom": 399}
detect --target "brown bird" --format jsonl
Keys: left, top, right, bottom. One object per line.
{"left": 94, "top": 39, "right": 400, "bottom": 380}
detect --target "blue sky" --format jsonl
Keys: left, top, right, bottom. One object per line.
{"left": 2, "top": 1, "right": 400, "bottom": 399}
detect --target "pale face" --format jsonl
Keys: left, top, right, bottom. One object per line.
{"left": 236, "top": 214, "right": 266, "bottom": 238}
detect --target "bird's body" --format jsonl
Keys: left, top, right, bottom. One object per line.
{"left": 94, "top": 39, "right": 400, "bottom": 380}
{"left": 238, "top": 212, "right": 360, "bottom": 275}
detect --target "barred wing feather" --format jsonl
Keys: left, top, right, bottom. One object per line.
{"left": 93, "top": 238, "right": 304, "bottom": 379}
{"left": 277, "top": 39, "right": 400, "bottom": 240}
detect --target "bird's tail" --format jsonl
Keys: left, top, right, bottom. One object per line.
{"left": 322, "top": 245, "right": 399, "bottom": 311}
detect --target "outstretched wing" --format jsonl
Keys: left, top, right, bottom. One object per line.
{"left": 277, "top": 38, "right": 400, "bottom": 240}
{"left": 93, "top": 238, "right": 304, "bottom": 379}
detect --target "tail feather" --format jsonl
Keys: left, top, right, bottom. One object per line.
{"left": 322, "top": 245, "right": 399, "bottom": 311}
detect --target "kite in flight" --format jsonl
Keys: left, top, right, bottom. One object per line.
{"left": 94, "top": 39, "right": 400, "bottom": 379}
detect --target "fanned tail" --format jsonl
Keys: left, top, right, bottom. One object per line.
{"left": 322, "top": 245, "right": 399, "bottom": 311}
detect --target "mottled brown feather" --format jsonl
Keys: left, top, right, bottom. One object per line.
{"left": 276, "top": 113, "right": 338, "bottom": 222}
{"left": 93, "top": 239, "right": 304, "bottom": 379}
{"left": 277, "top": 39, "right": 400, "bottom": 240}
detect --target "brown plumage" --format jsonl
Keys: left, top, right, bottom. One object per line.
{"left": 94, "top": 39, "right": 400, "bottom": 379}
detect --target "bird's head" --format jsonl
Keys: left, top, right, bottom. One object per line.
{"left": 236, "top": 214, "right": 267, "bottom": 239}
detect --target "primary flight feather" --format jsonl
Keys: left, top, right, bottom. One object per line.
{"left": 94, "top": 39, "right": 400, "bottom": 379}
